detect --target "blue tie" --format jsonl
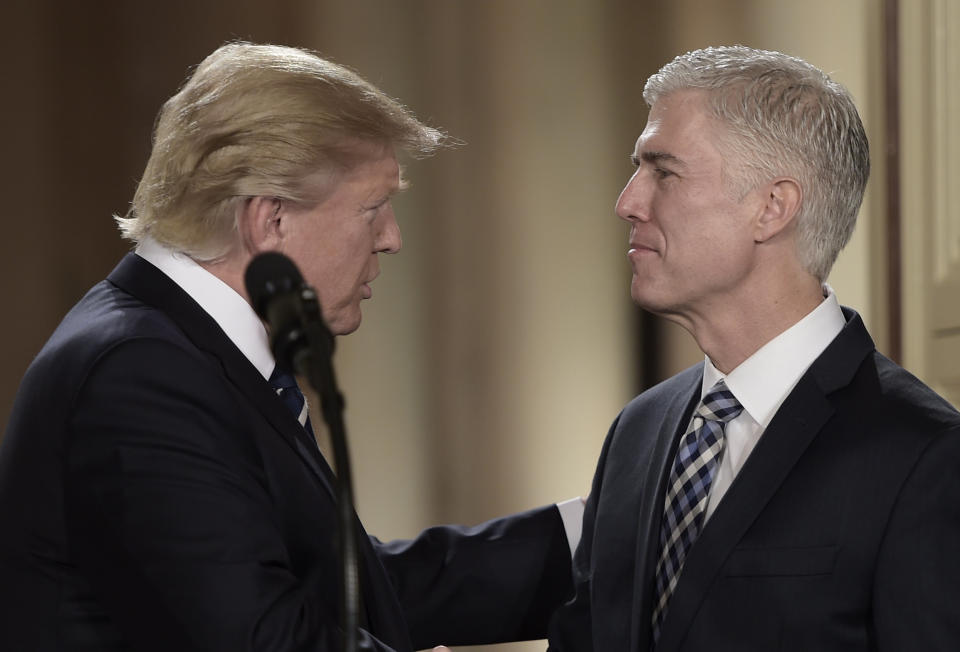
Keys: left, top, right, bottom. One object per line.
{"left": 268, "top": 366, "right": 316, "bottom": 440}
{"left": 652, "top": 379, "right": 743, "bottom": 643}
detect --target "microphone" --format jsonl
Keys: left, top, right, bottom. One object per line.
{"left": 244, "top": 251, "right": 333, "bottom": 373}
{"left": 243, "top": 251, "right": 359, "bottom": 652}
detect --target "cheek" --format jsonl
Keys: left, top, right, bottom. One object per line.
{"left": 321, "top": 248, "right": 368, "bottom": 299}
{"left": 291, "top": 228, "right": 374, "bottom": 295}
{"left": 346, "top": 231, "right": 377, "bottom": 271}
{"left": 291, "top": 250, "right": 341, "bottom": 299}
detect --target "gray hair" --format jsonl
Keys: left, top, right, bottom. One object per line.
{"left": 116, "top": 42, "right": 446, "bottom": 261}
{"left": 644, "top": 45, "right": 870, "bottom": 281}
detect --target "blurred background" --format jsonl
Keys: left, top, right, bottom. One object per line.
{"left": 2, "top": 1, "right": 957, "bottom": 650}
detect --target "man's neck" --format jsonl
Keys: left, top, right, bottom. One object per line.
{"left": 680, "top": 279, "right": 825, "bottom": 374}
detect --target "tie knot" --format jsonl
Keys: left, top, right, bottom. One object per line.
{"left": 269, "top": 366, "right": 298, "bottom": 392}
{"left": 697, "top": 379, "right": 743, "bottom": 424}
{"left": 268, "top": 365, "right": 314, "bottom": 435}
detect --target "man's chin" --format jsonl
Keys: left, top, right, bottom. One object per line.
{"left": 630, "top": 284, "right": 656, "bottom": 310}
{"left": 335, "top": 323, "right": 361, "bottom": 336}
{"left": 327, "top": 310, "right": 362, "bottom": 337}
{"left": 631, "top": 286, "right": 672, "bottom": 317}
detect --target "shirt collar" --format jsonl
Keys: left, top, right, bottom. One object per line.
{"left": 702, "top": 285, "right": 846, "bottom": 428}
{"left": 135, "top": 237, "right": 275, "bottom": 380}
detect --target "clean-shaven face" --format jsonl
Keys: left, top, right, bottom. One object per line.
{"left": 615, "top": 90, "right": 762, "bottom": 324}
{"left": 278, "top": 143, "right": 403, "bottom": 335}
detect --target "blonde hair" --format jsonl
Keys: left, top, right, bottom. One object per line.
{"left": 116, "top": 42, "right": 445, "bottom": 260}
{"left": 644, "top": 46, "right": 870, "bottom": 282}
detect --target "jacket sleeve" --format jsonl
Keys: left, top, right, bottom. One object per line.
{"left": 64, "top": 337, "right": 397, "bottom": 652}
{"left": 376, "top": 503, "right": 574, "bottom": 650}
{"left": 873, "top": 425, "right": 960, "bottom": 649}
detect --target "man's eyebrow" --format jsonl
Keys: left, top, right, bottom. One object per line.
{"left": 630, "top": 150, "right": 686, "bottom": 168}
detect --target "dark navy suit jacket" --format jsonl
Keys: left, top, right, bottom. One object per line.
{"left": 549, "top": 309, "right": 960, "bottom": 651}
{"left": 0, "top": 253, "right": 572, "bottom": 651}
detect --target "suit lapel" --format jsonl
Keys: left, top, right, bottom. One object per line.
{"left": 106, "top": 253, "right": 339, "bottom": 500}
{"left": 630, "top": 371, "right": 703, "bottom": 651}
{"left": 654, "top": 310, "right": 875, "bottom": 652}
{"left": 654, "top": 376, "right": 833, "bottom": 651}
{"left": 107, "top": 253, "right": 415, "bottom": 648}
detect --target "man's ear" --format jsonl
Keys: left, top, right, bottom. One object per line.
{"left": 237, "top": 196, "right": 283, "bottom": 254}
{"left": 754, "top": 177, "right": 802, "bottom": 243}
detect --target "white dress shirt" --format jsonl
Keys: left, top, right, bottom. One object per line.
{"left": 702, "top": 286, "right": 846, "bottom": 521}
{"left": 135, "top": 237, "right": 275, "bottom": 380}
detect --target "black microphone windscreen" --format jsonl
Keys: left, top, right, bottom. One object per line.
{"left": 244, "top": 252, "right": 304, "bottom": 320}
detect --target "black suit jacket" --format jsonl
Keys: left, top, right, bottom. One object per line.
{"left": 549, "top": 309, "right": 960, "bottom": 651}
{"left": 0, "top": 254, "right": 572, "bottom": 651}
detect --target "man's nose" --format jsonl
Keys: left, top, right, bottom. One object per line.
{"left": 376, "top": 205, "right": 402, "bottom": 254}
{"left": 615, "top": 171, "right": 651, "bottom": 223}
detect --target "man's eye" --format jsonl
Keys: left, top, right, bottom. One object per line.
{"left": 653, "top": 167, "right": 673, "bottom": 179}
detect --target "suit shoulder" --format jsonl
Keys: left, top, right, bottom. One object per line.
{"left": 870, "top": 352, "right": 960, "bottom": 431}
{"left": 14, "top": 280, "right": 209, "bottom": 420}
{"left": 598, "top": 364, "right": 702, "bottom": 458}
{"left": 38, "top": 279, "right": 197, "bottom": 368}
{"left": 621, "top": 363, "right": 702, "bottom": 420}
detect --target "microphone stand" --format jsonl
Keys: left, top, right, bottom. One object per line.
{"left": 290, "top": 286, "right": 360, "bottom": 652}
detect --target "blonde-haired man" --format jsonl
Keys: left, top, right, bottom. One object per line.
{"left": 0, "top": 43, "right": 574, "bottom": 651}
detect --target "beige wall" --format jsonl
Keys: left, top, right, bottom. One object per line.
{"left": 0, "top": 2, "right": 914, "bottom": 651}
{"left": 329, "top": 1, "right": 639, "bottom": 536}
{"left": 900, "top": 0, "right": 960, "bottom": 405}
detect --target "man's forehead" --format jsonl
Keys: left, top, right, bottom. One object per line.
{"left": 343, "top": 147, "right": 400, "bottom": 181}
{"left": 632, "top": 118, "right": 672, "bottom": 159}
{"left": 333, "top": 139, "right": 399, "bottom": 175}
{"left": 633, "top": 91, "right": 715, "bottom": 155}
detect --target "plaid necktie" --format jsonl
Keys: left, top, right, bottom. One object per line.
{"left": 651, "top": 379, "right": 742, "bottom": 642}
{"left": 268, "top": 366, "right": 316, "bottom": 440}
